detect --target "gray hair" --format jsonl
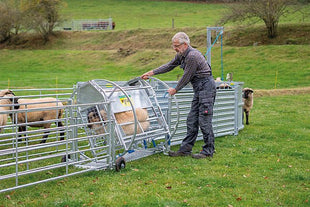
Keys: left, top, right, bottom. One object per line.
{"left": 172, "top": 32, "right": 190, "bottom": 45}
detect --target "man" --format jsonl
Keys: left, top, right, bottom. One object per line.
{"left": 141, "top": 32, "right": 216, "bottom": 159}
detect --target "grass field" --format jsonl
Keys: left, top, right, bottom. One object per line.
{"left": 61, "top": 0, "right": 309, "bottom": 30}
{"left": 1, "top": 94, "right": 309, "bottom": 206}
{"left": 0, "top": 0, "right": 310, "bottom": 206}
{"left": 1, "top": 44, "right": 309, "bottom": 89}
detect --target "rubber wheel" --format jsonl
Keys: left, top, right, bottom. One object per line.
{"left": 115, "top": 157, "right": 126, "bottom": 172}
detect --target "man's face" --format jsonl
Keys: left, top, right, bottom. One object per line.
{"left": 172, "top": 39, "right": 187, "bottom": 54}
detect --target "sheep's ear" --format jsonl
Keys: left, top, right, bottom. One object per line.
{"left": 4, "top": 90, "right": 15, "bottom": 96}
{"left": 9, "top": 90, "right": 15, "bottom": 96}
{"left": 249, "top": 89, "right": 254, "bottom": 93}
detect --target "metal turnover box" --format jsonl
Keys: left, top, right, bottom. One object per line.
{"left": 72, "top": 77, "right": 177, "bottom": 171}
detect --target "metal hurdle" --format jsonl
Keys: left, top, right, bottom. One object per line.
{"left": 161, "top": 80, "right": 244, "bottom": 146}
{"left": 0, "top": 78, "right": 243, "bottom": 193}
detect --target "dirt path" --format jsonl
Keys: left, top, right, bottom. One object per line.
{"left": 255, "top": 87, "right": 310, "bottom": 97}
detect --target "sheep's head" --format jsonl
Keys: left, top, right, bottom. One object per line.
{"left": 87, "top": 108, "right": 106, "bottom": 128}
{"left": 242, "top": 88, "right": 254, "bottom": 99}
{"left": 1, "top": 92, "right": 19, "bottom": 109}
{"left": 87, "top": 111, "right": 100, "bottom": 128}
{"left": 0, "top": 89, "right": 15, "bottom": 97}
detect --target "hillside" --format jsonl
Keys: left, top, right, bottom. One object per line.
{"left": 0, "top": 23, "right": 309, "bottom": 90}
{"left": 2, "top": 24, "right": 310, "bottom": 50}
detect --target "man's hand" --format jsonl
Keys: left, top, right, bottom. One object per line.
{"left": 168, "top": 88, "right": 177, "bottom": 96}
{"left": 141, "top": 71, "right": 154, "bottom": 80}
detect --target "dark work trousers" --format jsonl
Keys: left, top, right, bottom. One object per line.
{"left": 179, "top": 76, "right": 216, "bottom": 156}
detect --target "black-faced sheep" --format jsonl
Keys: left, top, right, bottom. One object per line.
{"left": 1, "top": 91, "right": 65, "bottom": 143}
{"left": 242, "top": 88, "right": 254, "bottom": 125}
{"left": 87, "top": 107, "right": 150, "bottom": 136}
{"left": 0, "top": 89, "right": 14, "bottom": 97}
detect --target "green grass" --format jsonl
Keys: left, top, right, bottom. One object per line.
{"left": 1, "top": 94, "right": 309, "bottom": 206}
{"left": 1, "top": 44, "right": 309, "bottom": 89}
{"left": 0, "top": 0, "right": 310, "bottom": 206}
{"left": 62, "top": 0, "right": 225, "bottom": 30}
{"left": 60, "top": 0, "right": 310, "bottom": 30}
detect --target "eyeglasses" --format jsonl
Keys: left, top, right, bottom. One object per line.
{"left": 172, "top": 43, "right": 184, "bottom": 48}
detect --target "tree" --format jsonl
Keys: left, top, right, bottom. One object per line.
{"left": 0, "top": 0, "right": 23, "bottom": 43}
{"left": 219, "top": 0, "right": 304, "bottom": 38}
{"left": 23, "top": 0, "right": 63, "bottom": 42}
{"left": 0, "top": 0, "right": 63, "bottom": 44}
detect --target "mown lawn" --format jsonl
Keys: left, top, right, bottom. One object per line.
{"left": 1, "top": 94, "right": 309, "bottom": 206}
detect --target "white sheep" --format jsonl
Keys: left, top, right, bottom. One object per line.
{"left": 1, "top": 90, "right": 16, "bottom": 133}
{"left": 1, "top": 91, "right": 65, "bottom": 143}
{"left": 215, "top": 77, "right": 232, "bottom": 89}
{"left": 87, "top": 107, "right": 150, "bottom": 136}
{"left": 242, "top": 87, "right": 254, "bottom": 125}
{"left": 0, "top": 99, "right": 8, "bottom": 133}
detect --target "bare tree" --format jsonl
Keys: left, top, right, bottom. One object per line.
{"left": 0, "top": 0, "right": 23, "bottom": 42}
{"left": 24, "top": 0, "right": 63, "bottom": 42}
{"left": 219, "top": 0, "right": 304, "bottom": 38}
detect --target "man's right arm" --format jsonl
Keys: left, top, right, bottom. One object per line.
{"left": 153, "top": 54, "right": 180, "bottom": 75}
{"left": 141, "top": 54, "right": 180, "bottom": 80}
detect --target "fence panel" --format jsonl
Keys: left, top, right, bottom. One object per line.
{"left": 0, "top": 80, "right": 244, "bottom": 193}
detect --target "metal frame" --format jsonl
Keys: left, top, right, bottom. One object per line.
{"left": 206, "top": 26, "right": 224, "bottom": 80}
{"left": 0, "top": 78, "right": 243, "bottom": 193}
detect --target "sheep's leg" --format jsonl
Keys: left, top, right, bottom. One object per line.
{"left": 56, "top": 121, "right": 65, "bottom": 141}
{"left": 245, "top": 111, "right": 250, "bottom": 125}
{"left": 18, "top": 126, "right": 26, "bottom": 142}
{"left": 40, "top": 131, "right": 49, "bottom": 143}
{"left": 242, "top": 109, "right": 245, "bottom": 124}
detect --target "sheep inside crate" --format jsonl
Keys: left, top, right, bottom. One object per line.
{"left": 0, "top": 90, "right": 65, "bottom": 143}
{"left": 87, "top": 107, "right": 150, "bottom": 136}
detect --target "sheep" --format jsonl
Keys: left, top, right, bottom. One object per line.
{"left": 0, "top": 89, "right": 15, "bottom": 97}
{"left": 114, "top": 108, "right": 150, "bottom": 135}
{"left": 215, "top": 77, "right": 232, "bottom": 89}
{"left": 1, "top": 91, "right": 65, "bottom": 143}
{"left": 0, "top": 92, "right": 17, "bottom": 132}
{"left": 87, "top": 107, "right": 150, "bottom": 136}
{"left": 242, "top": 87, "right": 254, "bottom": 125}
{"left": 0, "top": 90, "right": 15, "bottom": 133}
{"left": 0, "top": 113, "right": 7, "bottom": 133}
{"left": 0, "top": 98, "right": 9, "bottom": 133}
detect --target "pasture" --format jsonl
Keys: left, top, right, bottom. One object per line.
{"left": 0, "top": 0, "right": 310, "bottom": 206}
{"left": 1, "top": 93, "right": 309, "bottom": 206}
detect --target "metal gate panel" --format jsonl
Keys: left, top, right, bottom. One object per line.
{"left": 153, "top": 81, "right": 244, "bottom": 145}
{"left": 0, "top": 89, "right": 114, "bottom": 193}
{"left": 0, "top": 79, "right": 244, "bottom": 193}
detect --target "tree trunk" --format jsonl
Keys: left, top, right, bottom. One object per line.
{"left": 265, "top": 20, "right": 278, "bottom": 39}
